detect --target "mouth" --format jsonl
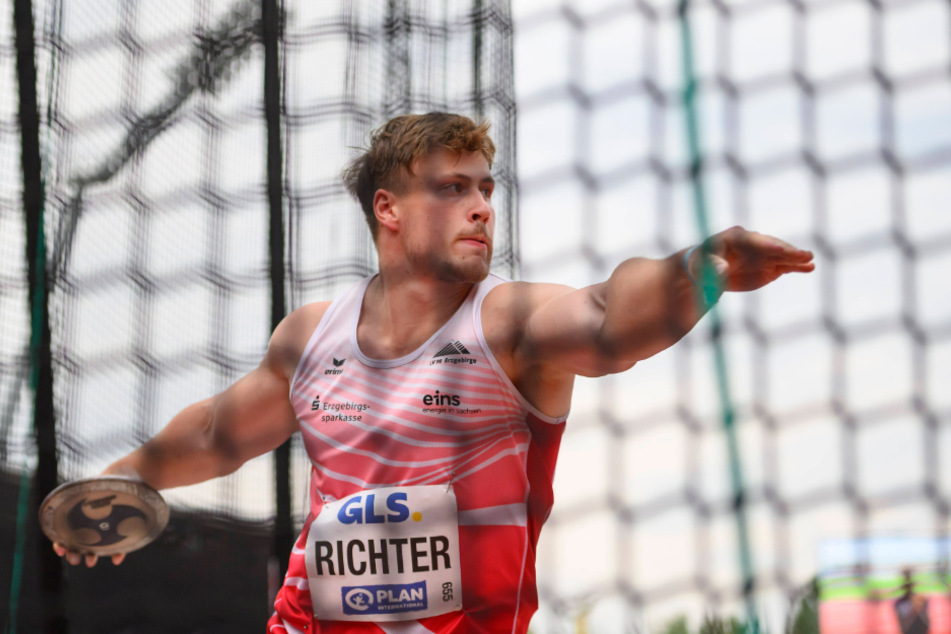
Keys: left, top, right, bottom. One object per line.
{"left": 462, "top": 240, "right": 488, "bottom": 252}
{"left": 459, "top": 234, "right": 489, "bottom": 248}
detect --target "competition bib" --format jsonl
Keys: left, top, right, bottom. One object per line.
{"left": 305, "top": 485, "right": 463, "bottom": 621}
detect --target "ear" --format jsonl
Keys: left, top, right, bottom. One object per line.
{"left": 373, "top": 189, "right": 400, "bottom": 233}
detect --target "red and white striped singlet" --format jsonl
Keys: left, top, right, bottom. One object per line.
{"left": 268, "top": 274, "right": 567, "bottom": 634}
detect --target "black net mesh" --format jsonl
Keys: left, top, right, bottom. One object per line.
{"left": 281, "top": 0, "right": 519, "bottom": 528}
{"left": 0, "top": 0, "right": 30, "bottom": 478}
{"left": 46, "top": 0, "right": 278, "bottom": 519}
{"left": 2, "top": 0, "right": 517, "bottom": 513}
{"left": 1, "top": 0, "right": 516, "bottom": 629}
{"left": 4, "top": 0, "right": 951, "bottom": 631}
{"left": 513, "top": 0, "right": 951, "bottom": 631}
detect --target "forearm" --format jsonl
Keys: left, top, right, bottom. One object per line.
{"left": 103, "top": 398, "right": 241, "bottom": 490}
{"left": 595, "top": 249, "right": 710, "bottom": 364}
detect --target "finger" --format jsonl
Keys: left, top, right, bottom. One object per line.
{"left": 762, "top": 234, "right": 797, "bottom": 251}
{"left": 111, "top": 552, "right": 126, "bottom": 566}
{"left": 763, "top": 239, "right": 814, "bottom": 263}
{"left": 781, "top": 248, "right": 815, "bottom": 264}
{"left": 710, "top": 228, "right": 811, "bottom": 264}
{"left": 740, "top": 231, "right": 813, "bottom": 259}
{"left": 53, "top": 542, "right": 67, "bottom": 557}
{"left": 777, "top": 244, "right": 814, "bottom": 260}
{"left": 66, "top": 551, "right": 81, "bottom": 566}
{"left": 775, "top": 261, "right": 816, "bottom": 274}
{"left": 84, "top": 553, "right": 99, "bottom": 568}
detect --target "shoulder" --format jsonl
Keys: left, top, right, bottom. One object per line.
{"left": 482, "top": 281, "right": 575, "bottom": 317}
{"left": 266, "top": 301, "right": 332, "bottom": 379}
{"left": 481, "top": 280, "right": 579, "bottom": 417}
{"left": 481, "top": 280, "right": 575, "bottom": 360}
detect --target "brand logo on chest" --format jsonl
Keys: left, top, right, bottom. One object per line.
{"left": 422, "top": 390, "right": 460, "bottom": 407}
{"left": 429, "top": 340, "right": 476, "bottom": 366}
{"left": 325, "top": 358, "right": 346, "bottom": 375}
{"left": 310, "top": 394, "right": 370, "bottom": 422}
{"left": 419, "top": 390, "right": 481, "bottom": 416}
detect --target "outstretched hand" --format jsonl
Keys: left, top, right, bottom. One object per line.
{"left": 687, "top": 226, "right": 815, "bottom": 292}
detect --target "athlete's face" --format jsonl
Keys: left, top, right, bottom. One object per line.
{"left": 396, "top": 149, "right": 495, "bottom": 283}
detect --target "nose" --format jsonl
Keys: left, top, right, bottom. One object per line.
{"left": 469, "top": 191, "right": 493, "bottom": 224}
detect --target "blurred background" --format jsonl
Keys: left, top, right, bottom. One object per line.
{"left": 1, "top": 0, "right": 949, "bottom": 632}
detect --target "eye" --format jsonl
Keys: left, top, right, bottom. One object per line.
{"left": 444, "top": 183, "right": 463, "bottom": 193}
{"left": 480, "top": 187, "right": 493, "bottom": 199}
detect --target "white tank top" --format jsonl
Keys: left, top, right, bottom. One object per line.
{"left": 275, "top": 274, "right": 568, "bottom": 633}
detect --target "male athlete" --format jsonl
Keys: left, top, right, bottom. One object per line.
{"left": 53, "top": 112, "right": 815, "bottom": 632}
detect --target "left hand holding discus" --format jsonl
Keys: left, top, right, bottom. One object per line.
{"left": 41, "top": 469, "right": 169, "bottom": 568}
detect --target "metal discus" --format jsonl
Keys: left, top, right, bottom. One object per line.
{"left": 39, "top": 476, "right": 169, "bottom": 556}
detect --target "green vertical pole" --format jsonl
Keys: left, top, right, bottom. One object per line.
{"left": 676, "top": 1, "right": 759, "bottom": 631}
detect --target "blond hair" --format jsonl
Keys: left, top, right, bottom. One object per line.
{"left": 343, "top": 112, "right": 496, "bottom": 236}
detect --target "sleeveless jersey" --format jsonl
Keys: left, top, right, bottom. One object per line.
{"left": 269, "top": 274, "right": 567, "bottom": 634}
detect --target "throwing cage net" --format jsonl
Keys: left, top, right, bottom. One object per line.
{"left": 1, "top": 0, "right": 515, "bottom": 630}
{"left": 513, "top": 0, "right": 951, "bottom": 632}
{"left": 2, "top": 0, "right": 950, "bottom": 632}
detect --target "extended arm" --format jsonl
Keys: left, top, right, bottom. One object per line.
{"left": 101, "top": 355, "right": 299, "bottom": 490}
{"left": 595, "top": 227, "right": 813, "bottom": 368}
{"left": 513, "top": 227, "right": 814, "bottom": 379}
{"left": 54, "top": 302, "right": 327, "bottom": 566}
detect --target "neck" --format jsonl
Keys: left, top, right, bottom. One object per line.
{"left": 357, "top": 270, "right": 475, "bottom": 359}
